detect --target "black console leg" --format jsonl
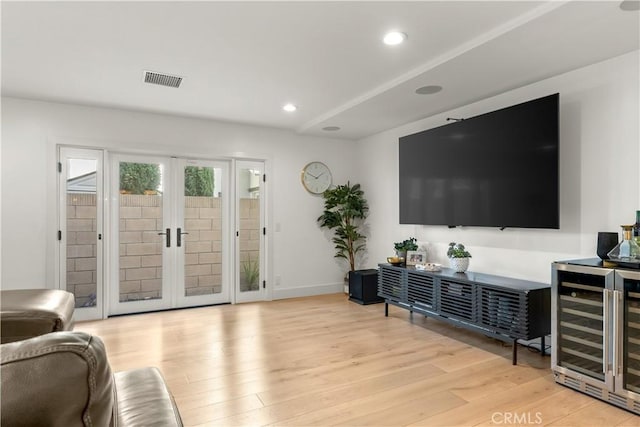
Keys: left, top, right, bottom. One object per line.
{"left": 385, "top": 302, "right": 388, "bottom": 317}
{"left": 541, "top": 336, "right": 545, "bottom": 356}
{"left": 513, "top": 339, "right": 518, "bottom": 365}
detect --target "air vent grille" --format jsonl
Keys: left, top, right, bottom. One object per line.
{"left": 563, "top": 376, "right": 581, "bottom": 389}
{"left": 607, "top": 391, "right": 627, "bottom": 407}
{"left": 143, "top": 71, "right": 182, "bottom": 88}
{"left": 584, "top": 383, "right": 604, "bottom": 399}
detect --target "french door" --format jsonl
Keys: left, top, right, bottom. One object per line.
{"left": 235, "top": 161, "right": 265, "bottom": 303}
{"left": 58, "top": 147, "right": 104, "bottom": 320}
{"left": 109, "top": 154, "right": 230, "bottom": 315}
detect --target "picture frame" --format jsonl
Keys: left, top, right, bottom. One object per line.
{"left": 406, "top": 250, "right": 427, "bottom": 266}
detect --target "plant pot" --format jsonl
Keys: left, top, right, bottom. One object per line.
{"left": 449, "top": 257, "right": 470, "bottom": 273}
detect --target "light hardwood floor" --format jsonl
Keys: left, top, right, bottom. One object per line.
{"left": 77, "top": 294, "right": 639, "bottom": 426}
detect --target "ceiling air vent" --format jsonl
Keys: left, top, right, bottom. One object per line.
{"left": 143, "top": 70, "right": 183, "bottom": 88}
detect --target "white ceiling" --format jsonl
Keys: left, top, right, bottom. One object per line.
{"left": 2, "top": 1, "right": 639, "bottom": 140}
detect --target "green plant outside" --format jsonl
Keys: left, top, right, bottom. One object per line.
{"left": 317, "top": 182, "right": 368, "bottom": 272}
{"left": 241, "top": 257, "right": 260, "bottom": 287}
{"left": 119, "top": 163, "right": 160, "bottom": 194}
{"left": 184, "top": 166, "right": 214, "bottom": 197}
{"left": 119, "top": 163, "right": 214, "bottom": 196}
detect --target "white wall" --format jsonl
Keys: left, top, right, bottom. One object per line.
{"left": 355, "top": 50, "right": 640, "bottom": 284}
{"left": 0, "top": 98, "right": 360, "bottom": 298}
{"left": 3, "top": 50, "right": 638, "bottom": 297}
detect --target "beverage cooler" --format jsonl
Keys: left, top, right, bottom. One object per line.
{"left": 552, "top": 260, "right": 639, "bottom": 414}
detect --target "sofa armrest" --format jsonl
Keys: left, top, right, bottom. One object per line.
{"left": 1, "top": 289, "right": 76, "bottom": 343}
{"left": 1, "top": 331, "right": 114, "bottom": 427}
{"left": 114, "top": 367, "right": 183, "bottom": 427}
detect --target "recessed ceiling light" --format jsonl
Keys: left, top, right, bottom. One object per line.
{"left": 383, "top": 31, "right": 407, "bottom": 46}
{"left": 322, "top": 126, "right": 341, "bottom": 131}
{"left": 620, "top": 0, "right": 640, "bottom": 11}
{"left": 415, "top": 85, "right": 443, "bottom": 95}
{"left": 283, "top": 103, "right": 297, "bottom": 112}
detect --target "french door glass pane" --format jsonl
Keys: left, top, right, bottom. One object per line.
{"left": 66, "top": 158, "right": 98, "bottom": 308}
{"left": 118, "top": 161, "right": 164, "bottom": 302}
{"left": 184, "top": 166, "right": 222, "bottom": 296}
{"left": 239, "top": 168, "right": 261, "bottom": 292}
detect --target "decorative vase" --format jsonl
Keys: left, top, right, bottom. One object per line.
{"left": 449, "top": 257, "right": 469, "bottom": 273}
{"left": 596, "top": 232, "right": 618, "bottom": 260}
{"left": 607, "top": 225, "right": 640, "bottom": 262}
{"left": 396, "top": 250, "right": 407, "bottom": 266}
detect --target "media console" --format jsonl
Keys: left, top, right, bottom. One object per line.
{"left": 378, "top": 264, "right": 551, "bottom": 364}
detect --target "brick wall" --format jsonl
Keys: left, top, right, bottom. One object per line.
{"left": 239, "top": 198, "right": 260, "bottom": 291}
{"left": 184, "top": 196, "right": 223, "bottom": 296}
{"left": 118, "top": 195, "right": 229, "bottom": 300}
{"left": 118, "top": 194, "right": 164, "bottom": 301}
{"left": 66, "top": 194, "right": 260, "bottom": 305}
{"left": 66, "top": 193, "right": 97, "bottom": 308}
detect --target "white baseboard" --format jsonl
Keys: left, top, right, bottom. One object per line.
{"left": 273, "top": 282, "right": 344, "bottom": 300}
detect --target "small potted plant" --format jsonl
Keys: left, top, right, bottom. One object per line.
{"left": 447, "top": 242, "right": 472, "bottom": 272}
{"left": 394, "top": 237, "right": 418, "bottom": 264}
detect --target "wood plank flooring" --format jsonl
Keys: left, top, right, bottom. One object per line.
{"left": 76, "top": 294, "right": 638, "bottom": 426}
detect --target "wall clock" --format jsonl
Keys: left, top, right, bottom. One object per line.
{"left": 301, "top": 161, "right": 332, "bottom": 194}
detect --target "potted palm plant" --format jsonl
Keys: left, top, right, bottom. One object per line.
{"left": 317, "top": 182, "right": 369, "bottom": 272}
{"left": 447, "top": 242, "right": 472, "bottom": 272}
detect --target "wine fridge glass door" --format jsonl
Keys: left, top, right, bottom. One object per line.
{"left": 615, "top": 270, "right": 640, "bottom": 400}
{"left": 554, "top": 266, "right": 614, "bottom": 391}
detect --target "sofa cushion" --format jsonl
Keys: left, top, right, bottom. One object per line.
{"left": 114, "top": 367, "right": 183, "bottom": 426}
{"left": 1, "top": 331, "right": 114, "bottom": 427}
{"left": 1, "top": 289, "right": 76, "bottom": 343}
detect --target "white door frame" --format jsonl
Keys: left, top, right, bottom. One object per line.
{"left": 234, "top": 160, "right": 267, "bottom": 303}
{"left": 57, "top": 146, "right": 104, "bottom": 321}
{"left": 109, "top": 153, "right": 173, "bottom": 315}
{"left": 174, "top": 157, "right": 231, "bottom": 308}
{"left": 109, "top": 154, "right": 233, "bottom": 315}
{"left": 57, "top": 145, "right": 270, "bottom": 317}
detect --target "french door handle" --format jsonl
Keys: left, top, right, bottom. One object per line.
{"left": 177, "top": 227, "right": 189, "bottom": 247}
{"left": 158, "top": 228, "right": 171, "bottom": 247}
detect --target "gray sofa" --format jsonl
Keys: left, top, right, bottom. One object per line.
{"left": 0, "top": 331, "right": 183, "bottom": 426}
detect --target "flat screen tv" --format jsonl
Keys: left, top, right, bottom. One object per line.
{"left": 399, "top": 93, "right": 559, "bottom": 229}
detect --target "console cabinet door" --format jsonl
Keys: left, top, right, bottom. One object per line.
{"left": 478, "top": 287, "right": 524, "bottom": 338}
{"left": 379, "top": 266, "right": 405, "bottom": 304}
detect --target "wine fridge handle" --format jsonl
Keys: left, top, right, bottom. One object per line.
{"left": 612, "top": 290, "right": 621, "bottom": 376}
{"left": 603, "top": 289, "right": 610, "bottom": 374}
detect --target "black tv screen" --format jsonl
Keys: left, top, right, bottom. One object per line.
{"left": 399, "top": 93, "right": 559, "bottom": 229}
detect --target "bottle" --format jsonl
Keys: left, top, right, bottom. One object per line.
{"left": 634, "top": 210, "right": 640, "bottom": 243}
{"left": 607, "top": 225, "right": 640, "bottom": 262}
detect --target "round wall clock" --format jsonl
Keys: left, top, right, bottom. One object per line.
{"left": 301, "top": 161, "right": 332, "bottom": 194}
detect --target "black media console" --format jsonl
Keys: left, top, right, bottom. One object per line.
{"left": 378, "top": 264, "right": 551, "bottom": 364}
